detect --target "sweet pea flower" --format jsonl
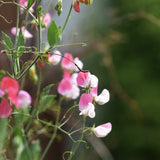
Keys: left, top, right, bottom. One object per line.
{"left": 16, "top": 90, "right": 32, "bottom": 108}
{"left": 76, "top": 71, "right": 98, "bottom": 88}
{"left": 58, "top": 71, "right": 80, "bottom": 99}
{"left": 0, "top": 99, "right": 12, "bottom": 118}
{"left": 48, "top": 50, "right": 62, "bottom": 65}
{"left": 41, "top": 13, "right": 51, "bottom": 28}
{"left": 93, "top": 122, "right": 112, "bottom": 138}
{"left": 79, "top": 93, "right": 95, "bottom": 118}
{"left": 61, "top": 53, "right": 74, "bottom": 71}
{"left": 73, "top": 0, "right": 80, "bottom": 12}
{"left": 11, "top": 27, "right": 33, "bottom": 39}
{"left": 0, "top": 77, "right": 19, "bottom": 105}
{"left": 95, "top": 89, "right": 110, "bottom": 105}
{"left": 72, "top": 57, "right": 83, "bottom": 72}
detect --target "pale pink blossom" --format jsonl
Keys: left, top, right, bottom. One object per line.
{"left": 95, "top": 89, "right": 110, "bottom": 105}
{"left": 11, "top": 27, "right": 33, "bottom": 39}
{"left": 72, "top": 57, "right": 83, "bottom": 72}
{"left": 58, "top": 71, "right": 80, "bottom": 99}
{"left": 0, "top": 99, "right": 12, "bottom": 118}
{"left": 61, "top": 53, "right": 74, "bottom": 71}
{"left": 79, "top": 93, "right": 95, "bottom": 118}
{"left": 16, "top": 90, "right": 32, "bottom": 108}
{"left": 93, "top": 122, "right": 112, "bottom": 137}
{"left": 42, "top": 13, "right": 51, "bottom": 27}
{"left": 48, "top": 50, "right": 62, "bottom": 65}
{"left": 77, "top": 72, "right": 98, "bottom": 88}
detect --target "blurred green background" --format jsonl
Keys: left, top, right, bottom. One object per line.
{"left": 75, "top": 0, "right": 160, "bottom": 159}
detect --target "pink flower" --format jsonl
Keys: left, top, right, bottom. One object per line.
{"left": 16, "top": 90, "right": 32, "bottom": 108}
{"left": 48, "top": 50, "right": 62, "bottom": 65}
{"left": 72, "top": 57, "right": 83, "bottom": 72}
{"left": 11, "top": 27, "right": 33, "bottom": 39}
{"left": 43, "top": 13, "right": 51, "bottom": 27}
{"left": 77, "top": 72, "right": 98, "bottom": 88}
{"left": 0, "top": 77, "right": 19, "bottom": 105}
{"left": 79, "top": 93, "right": 95, "bottom": 118}
{"left": 73, "top": 0, "right": 80, "bottom": 12}
{"left": 93, "top": 122, "right": 112, "bottom": 137}
{"left": 0, "top": 99, "right": 12, "bottom": 118}
{"left": 61, "top": 53, "right": 74, "bottom": 71}
{"left": 58, "top": 71, "right": 80, "bottom": 99}
{"left": 95, "top": 89, "right": 110, "bottom": 105}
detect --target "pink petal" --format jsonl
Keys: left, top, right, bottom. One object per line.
{"left": 58, "top": 78, "right": 72, "bottom": 95}
{"left": 0, "top": 77, "right": 19, "bottom": 104}
{"left": 44, "top": 13, "right": 51, "bottom": 27}
{"left": 48, "top": 50, "right": 62, "bottom": 65}
{"left": 0, "top": 99, "right": 12, "bottom": 118}
{"left": 16, "top": 90, "right": 32, "bottom": 108}
{"left": 11, "top": 27, "right": 20, "bottom": 36}
{"left": 76, "top": 71, "right": 89, "bottom": 87}
{"left": 93, "top": 122, "right": 112, "bottom": 138}
{"left": 61, "top": 53, "right": 74, "bottom": 70}
{"left": 79, "top": 93, "right": 93, "bottom": 111}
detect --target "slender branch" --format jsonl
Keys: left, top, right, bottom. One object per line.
{"left": 62, "top": 4, "right": 73, "bottom": 32}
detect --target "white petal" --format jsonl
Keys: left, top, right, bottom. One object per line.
{"left": 95, "top": 89, "right": 110, "bottom": 105}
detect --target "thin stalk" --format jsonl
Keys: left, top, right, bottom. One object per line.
{"left": 62, "top": 4, "right": 73, "bottom": 32}
{"left": 44, "top": 0, "right": 51, "bottom": 17}
{"left": 40, "top": 100, "right": 62, "bottom": 160}
{"left": 16, "top": 55, "right": 40, "bottom": 80}
{"left": 67, "top": 116, "right": 86, "bottom": 160}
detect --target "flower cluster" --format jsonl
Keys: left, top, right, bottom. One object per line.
{"left": 48, "top": 50, "right": 112, "bottom": 137}
{"left": 0, "top": 77, "right": 31, "bottom": 118}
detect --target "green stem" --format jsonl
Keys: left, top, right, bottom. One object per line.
{"left": 67, "top": 116, "right": 86, "bottom": 160}
{"left": 44, "top": 0, "right": 51, "bottom": 17}
{"left": 40, "top": 100, "right": 62, "bottom": 160}
{"left": 17, "top": 55, "right": 40, "bottom": 80}
{"left": 62, "top": 4, "right": 73, "bottom": 33}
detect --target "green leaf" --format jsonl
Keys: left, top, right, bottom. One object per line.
{"left": 27, "top": 0, "right": 35, "bottom": 9}
{"left": 2, "top": 32, "right": 13, "bottom": 50}
{"left": 39, "top": 95, "right": 56, "bottom": 113}
{"left": 47, "top": 20, "right": 61, "bottom": 47}
{"left": 15, "top": 29, "right": 25, "bottom": 58}
{"left": 42, "top": 84, "right": 54, "bottom": 95}
{"left": 16, "top": 29, "right": 24, "bottom": 50}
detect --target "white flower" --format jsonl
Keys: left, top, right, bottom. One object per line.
{"left": 93, "top": 122, "right": 112, "bottom": 138}
{"left": 95, "top": 89, "right": 110, "bottom": 105}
